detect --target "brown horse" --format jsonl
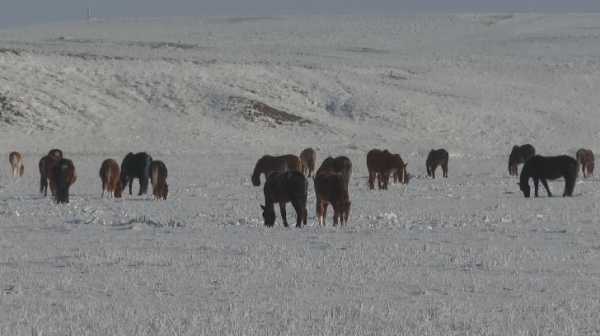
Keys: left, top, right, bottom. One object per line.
{"left": 426, "top": 149, "right": 449, "bottom": 179}
{"left": 99, "top": 159, "right": 123, "bottom": 198}
{"left": 366, "top": 149, "right": 405, "bottom": 190}
{"left": 9, "top": 152, "right": 24, "bottom": 179}
{"left": 39, "top": 155, "right": 58, "bottom": 196}
{"left": 251, "top": 154, "right": 302, "bottom": 186}
{"left": 300, "top": 148, "right": 317, "bottom": 177}
{"left": 391, "top": 154, "right": 409, "bottom": 185}
{"left": 151, "top": 160, "right": 168, "bottom": 200}
{"left": 261, "top": 170, "right": 308, "bottom": 227}
{"left": 315, "top": 156, "right": 353, "bottom": 187}
{"left": 50, "top": 158, "right": 77, "bottom": 204}
{"left": 48, "top": 149, "right": 63, "bottom": 159}
{"left": 508, "top": 144, "right": 536, "bottom": 176}
{"left": 576, "top": 148, "right": 594, "bottom": 179}
{"left": 314, "top": 172, "right": 351, "bottom": 227}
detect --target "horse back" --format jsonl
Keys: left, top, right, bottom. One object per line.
{"left": 264, "top": 170, "right": 307, "bottom": 204}
{"left": 522, "top": 155, "right": 577, "bottom": 180}
{"left": 315, "top": 172, "right": 348, "bottom": 204}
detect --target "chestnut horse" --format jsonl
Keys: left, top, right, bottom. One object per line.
{"left": 50, "top": 158, "right": 77, "bottom": 204}
{"left": 9, "top": 152, "right": 24, "bottom": 179}
{"left": 48, "top": 149, "right": 63, "bottom": 159}
{"left": 251, "top": 154, "right": 302, "bottom": 186}
{"left": 151, "top": 160, "right": 168, "bottom": 200}
{"left": 518, "top": 155, "right": 577, "bottom": 198}
{"left": 391, "top": 154, "right": 409, "bottom": 185}
{"left": 508, "top": 144, "right": 536, "bottom": 176}
{"left": 300, "top": 148, "right": 317, "bottom": 177}
{"left": 314, "top": 171, "right": 351, "bottom": 227}
{"left": 315, "top": 156, "right": 353, "bottom": 187}
{"left": 99, "top": 159, "right": 123, "bottom": 198}
{"left": 120, "top": 152, "right": 153, "bottom": 196}
{"left": 366, "top": 149, "right": 406, "bottom": 190}
{"left": 260, "top": 170, "right": 308, "bottom": 227}
{"left": 39, "top": 155, "right": 58, "bottom": 196}
{"left": 576, "top": 148, "right": 594, "bottom": 179}
{"left": 426, "top": 149, "right": 449, "bottom": 179}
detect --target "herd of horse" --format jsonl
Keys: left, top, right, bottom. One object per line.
{"left": 6, "top": 143, "right": 595, "bottom": 226}
{"left": 8, "top": 150, "right": 169, "bottom": 204}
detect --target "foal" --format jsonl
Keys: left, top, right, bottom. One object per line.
{"left": 99, "top": 159, "right": 123, "bottom": 198}
{"left": 39, "top": 155, "right": 58, "bottom": 196}
{"left": 426, "top": 149, "right": 449, "bottom": 179}
{"left": 314, "top": 172, "right": 351, "bottom": 227}
{"left": 260, "top": 170, "right": 308, "bottom": 227}
{"left": 51, "top": 158, "right": 77, "bottom": 204}
{"left": 576, "top": 148, "right": 594, "bottom": 179}
{"left": 9, "top": 152, "right": 24, "bottom": 179}
{"left": 300, "top": 148, "right": 317, "bottom": 177}
{"left": 151, "top": 160, "right": 168, "bottom": 200}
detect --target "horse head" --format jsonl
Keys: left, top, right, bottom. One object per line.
{"left": 260, "top": 204, "right": 276, "bottom": 226}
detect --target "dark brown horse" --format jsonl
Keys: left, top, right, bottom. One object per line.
{"left": 120, "top": 152, "right": 153, "bottom": 196}
{"left": 315, "top": 156, "right": 353, "bottom": 187}
{"left": 48, "top": 149, "right": 63, "bottom": 159}
{"left": 39, "top": 155, "right": 58, "bottom": 196}
{"left": 508, "top": 144, "right": 536, "bottom": 176}
{"left": 251, "top": 154, "right": 302, "bottom": 187}
{"left": 314, "top": 171, "right": 351, "bottom": 227}
{"left": 366, "top": 149, "right": 405, "bottom": 190}
{"left": 99, "top": 159, "right": 123, "bottom": 198}
{"left": 518, "top": 155, "right": 577, "bottom": 198}
{"left": 9, "top": 151, "right": 24, "bottom": 179}
{"left": 151, "top": 160, "right": 168, "bottom": 200}
{"left": 50, "top": 158, "right": 77, "bottom": 204}
{"left": 300, "top": 148, "right": 317, "bottom": 177}
{"left": 576, "top": 148, "right": 594, "bottom": 179}
{"left": 260, "top": 170, "right": 308, "bottom": 227}
{"left": 426, "top": 149, "right": 449, "bottom": 179}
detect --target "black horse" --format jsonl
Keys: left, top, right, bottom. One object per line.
{"left": 518, "top": 155, "right": 577, "bottom": 198}
{"left": 260, "top": 170, "right": 308, "bottom": 227}
{"left": 51, "top": 158, "right": 77, "bottom": 204}
{"left": 315, "top": 156, "right": 353, "bottom": 187}
{"left": 426, "top": 149, "right": 449, "bottom": 179}
{"left": 120, "top": 152, "right": 153, "bottom": 196}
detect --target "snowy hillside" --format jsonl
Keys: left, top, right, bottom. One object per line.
{"left": 1, "top": 14, "right": 600, "bottom": 335}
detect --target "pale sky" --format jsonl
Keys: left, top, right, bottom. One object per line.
{"left": 2, "top": 0, "right": 600, "bottom": 28}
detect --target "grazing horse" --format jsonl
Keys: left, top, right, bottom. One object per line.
{"left": 518, "top": 155, "right": 577, "bottom": 198}
{"left": 39, "top": 155, "right": 58, "bottom": 196}
{"left": 300, "top": 148, "right": 317, "bottom": 177}
{"left": 391, "top": 154, "right": 409, "bottom": 185}
{"left": 576, "top": 148, "right": 595, "bottom": 179}
{"left": 366, "top": 149, "right": 405, "bottom": 190}
{"left": 9, "top": 152, "right": 24, "bottom": 179}
{"left": 48, "top": 149, "right": 63, "bottom": 159}
{"left": 150, "top": 160, "right": 168, "bottom": 200}
{"left": 315, "top": 156, "right": 353, "bottom": 187}
{"left": 251, "top": 154, "right": 302, "bottom": 186}
{"left": 120, "top": 152, "right": 153, "bottom": 196}
{"left": 426, "top": 149, "right": 449, "bottom": 179}
{"left": 50, "top": 158, "right": 77, "bottom": 204}
{"left": 260, "top": 170, "right": 308, "bottom": 227}
{"left": 314, "top": 171, "right": 351, "bottom": 227}
{"left": 508, "top": 144, "right": 536, "bottom": 176}
{"left": 99, "top": 159, "right": 123, "bottom": 198}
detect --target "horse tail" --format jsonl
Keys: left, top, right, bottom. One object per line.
{"left": 152, "top": 164, "right": 159, "bottom": 192}
{"left": 342, "top": 161, "right": 352, "bottom": 187}
{"left": 141, "top": 155, "right": 153, "bottom": 195}
{"left": 55, "top": 162, "right": 70, "bottom": 204}
{"left": 39, "top": 158, "right": 47, "bottom": 194}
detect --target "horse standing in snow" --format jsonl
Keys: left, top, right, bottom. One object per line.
{"left": 39, "top": 155, "right": 58, "bottom": 196}
{"left": 300, "top": 148, "right": 317, "bottom": 177}
{"left": 316, "top": 156, "right": 353, "bottom": 188}
{"left": 120, "top": 152, "right": 153, "bottom": 196}
{"left": 426, "top": 149, "right": 449, "bottom": 179}
{"left": 576, "top": 148, "right": 594, "bottom": 179}
{"left": 314, "top": 171, "right": 351, "bottom": 227}
{"left": 251, "top": 154, "right": 302, "bottom": 186}
{"left": 150, "top": 160, "right": 168, "bottom": 200}
{"left": 260, "top": 170, "right": 308, "bottom": 227}
{"left": 48, "top": 149, "right": 63, "bottom": 159}
{"left": 508, "top": 144, "right": 536, "bottom": 176}
{"left": 366, "top": 149, "right": 406, "bottom": 190}
{"left": 99, "top": 159, "right": 123, "bottom": 198}
{"left": 51, "top": 158, "right": 77, "bottom": 204}
{"left": 518, "top": 155, "right": 577, "bottom": 198}
{"left": 9, "top": 152, "right": 24, "bottom": 179}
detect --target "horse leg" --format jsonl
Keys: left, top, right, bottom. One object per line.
{"left": 316, "top": 198, "right": 324, "bottom": 226}
{"left": 393, "top": 171, "right": 398, "bottom": 184}
{"left": 128, "top": 178, "right": 133, "bottom": 196}
{"left": 383, "top": 172, "right": 391, "bottom": 190}
{"left": 532, "top": 177, "right": 540, "bottom": 197}
{"left": 369, "top": 171, "right": 375, "bottom": 190}
{"left": 583, "top": 165, "right": 587, "bottom": 179}
{"left": 332, "top": 203, "right": 340, "bottom": 227}
{"left": 291, "top": 200, "right": 303, "bottom": 228}
{"left": 279, "top": 203, "right": 289, "bottom": 227}
{"left": 322, "top": 203, "right": 329, "bottom": 227}
{"left": 432, "top": 165, "right": 436, "bottom": 179}
{"left": 540, "top": 179, "right": 552, "bottom": 197}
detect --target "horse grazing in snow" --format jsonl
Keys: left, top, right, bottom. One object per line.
{"left": 39, "top": 155, "right": 58, "bottom": 196}
{"left": 251, "top": 154, "right": 302, "bottom": 186}
{"left": 518, "top": 155, "right": 577, "bottom": 198}
{"left": 300, "top": 148, "right": 317, "bottom": 177}
{"left": 391, "top": 154, "right": 409, "bottom": 185}
{"left": 48, "top": 149, "right": 63, "bottom": 159}
{"left": 99, "top": 159, "right": 123, "bottom": 198}
{"left": 315, "top": 156, "right": 353, "bottom": 187}
{"left": 426, "top": 149, "right": 449, "bottom": 179}
{"left": 576, "top": 148, "right": 594, "bottom": 179}
{"left": 120, "top": 152, "right": 153, "bottom": 196}
{"left": 9, "top": 152, "right": 24, "bottom": 179}
{"left": 260, "top": 170, "right": 308, "bottom": 227}
{"left": 50, "top": 158, "right": 77, "bottom": 204}
{"left": 508, "top": 144, "right": 536, "bottom": 176}
{"left": 366, "top": 149, "right": 406, "bottom": 190}
{"left": 150, "top": 160, "right": 168, "bottom": 200}
{"left": 314, "top": 171, "right": 351, "bottom": 227}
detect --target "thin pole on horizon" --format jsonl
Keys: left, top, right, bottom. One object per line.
{"left": 87, "top": 8, "right": 91, "bottom": 21}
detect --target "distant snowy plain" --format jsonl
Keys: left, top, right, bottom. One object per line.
{"left": 1, "top": 14, "right": 600, "bottom": 335}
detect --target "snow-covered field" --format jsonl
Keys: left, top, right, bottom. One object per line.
{"left": 1, "top": 14, "right": 600, "bottom": 335}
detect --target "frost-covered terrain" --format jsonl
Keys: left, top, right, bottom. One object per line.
{"left": 1, "top": 14, "right": 600, "bottom": 335}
